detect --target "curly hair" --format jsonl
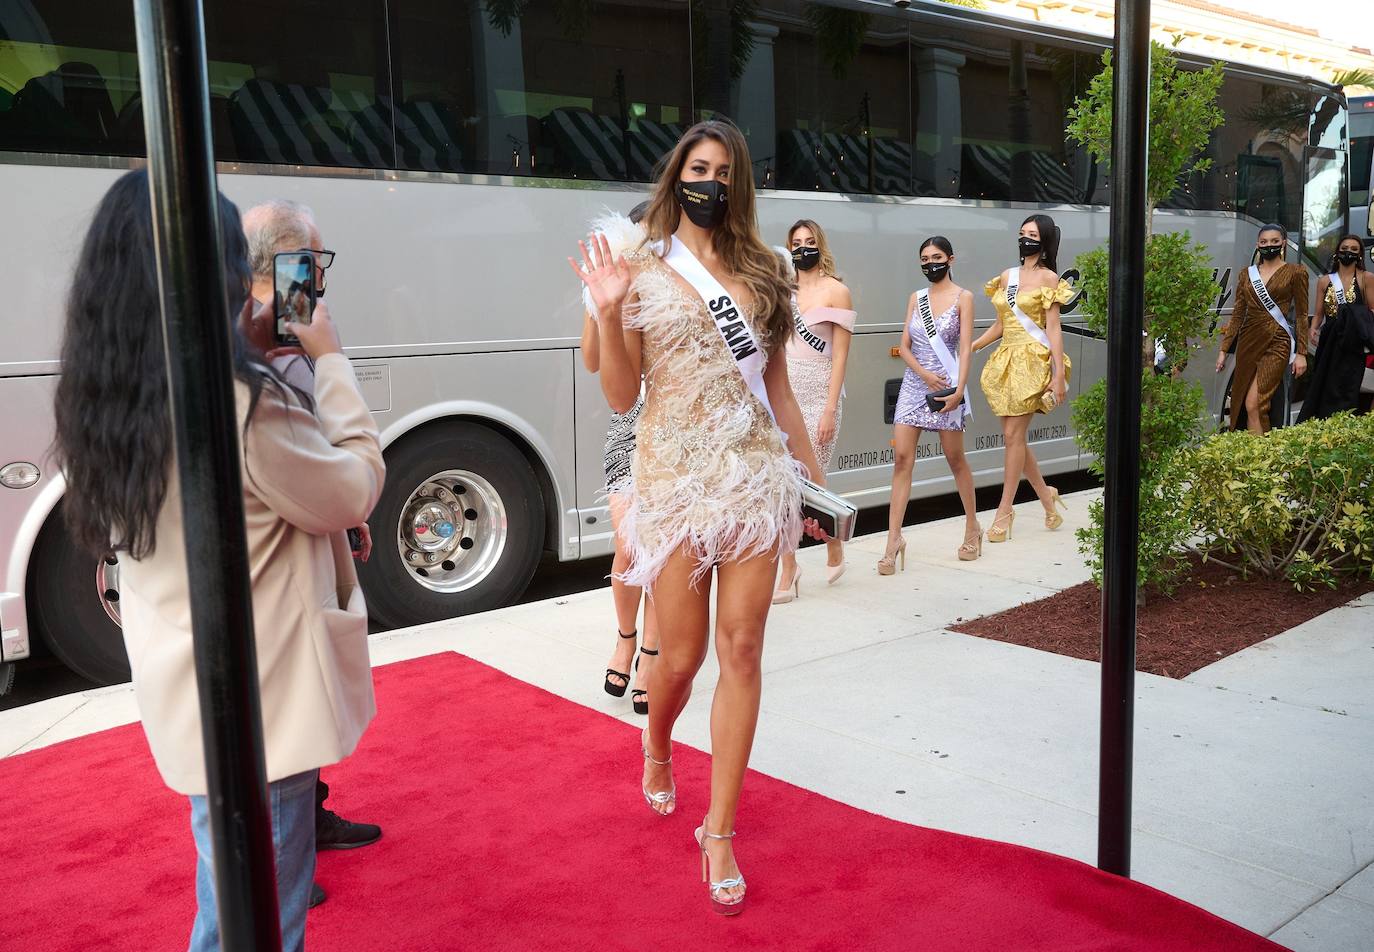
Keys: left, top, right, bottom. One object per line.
{"left": 787, "top": 219, "right": 841, "bottom": 281}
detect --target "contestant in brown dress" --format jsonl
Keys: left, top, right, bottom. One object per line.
{"left": 1216, "top": 223, "right": 1309, "bottom": 433}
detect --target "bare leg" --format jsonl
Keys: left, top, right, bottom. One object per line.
{"left": 632, "top": 590, "right": 660, "bottom": 699}
{"left": 939, "top": 429, "right": 978, "bottom": 530}
{"left": 825, "top": 538, "right": 844, "bottom": 567}
{"left": 605, "top": 495, "right": 640, "bottom": 691}
{"left": 1243, "top": 377, "right": 1265, "bottom": 434}
{"left": 885, "top": 424, "right": 920, "bottom": 549}
{"left": 702, "top": 549, "right": 778, "bottom": 904}
{"left": 996, "top": 414, "right": 1032, "bottom": 517}
{"left": 1019, "top": 441, "right": 1056, "bottom": 513}
{"left": 642, "top": 548, "right": 711, "bottom": 815}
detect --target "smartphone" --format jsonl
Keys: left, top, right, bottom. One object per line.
{"left": 273, "top": 251, "right": 316, "bottom": 346}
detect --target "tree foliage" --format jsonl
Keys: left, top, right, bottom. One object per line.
{"left": 1066, "top": 41, "right": 1226, "bottom": 592}
{"left": 1073, "top": 231, "right": 1219, "bottom": 363}
{"left": 1066, "top": 40, "right": 1224, "bottom": 217}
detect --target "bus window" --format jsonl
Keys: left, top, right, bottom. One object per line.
{"left": 1302, "top": 149, "right": 1347, "bottom": 271}
{"left": 910, "top": 20, "right": 1083, "bottom": 204}
{"left": 391, "top": 0, "right": 692, "bottom": 182}
{"left": 0, "top": 1, "right": 141, "bottom": 157}
{"left": 692, "top": 0, "right": 911, "bottom": 194}
{"left": 203, "top": 0, "right": 392, "bottom": 169}
{"left": 1167, "top": 73, "right": 1306, "bottom": 233}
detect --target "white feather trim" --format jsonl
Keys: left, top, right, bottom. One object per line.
{"left": 582, "top": 211, "right": 649, "bottom": 319}
{"left": 613, "top": 251, "right": 804, "bottom": 590}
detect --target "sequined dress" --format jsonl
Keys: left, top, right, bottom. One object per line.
{"left": 1218, "top": 263, "right": 1309, "bottom": 433}
{"left": 895, "top": 298, "right": 964, "bottom": 432}
{"left": 616, "top": 246, "right": 803, "bottom": 589}
{"left": 981, "top": 274, "right": 1074, "bottom": 417}
{"left": 784, "top": 299, "right": 856, "bottom": 473}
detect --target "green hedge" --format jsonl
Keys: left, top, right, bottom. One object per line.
{"left": 1176, "top": 413, "right": 1374, "bottom": 591}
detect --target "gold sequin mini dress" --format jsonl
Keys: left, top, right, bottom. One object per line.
{"left": 980, "top": 274, "right": 1074, "bottom": 417}
{"left": 615, "top": 245, "right": 803, "bottom": 589}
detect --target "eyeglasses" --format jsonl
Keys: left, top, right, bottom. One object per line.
{"left": 297, "top": 249, "right": 336, "bottom": 269}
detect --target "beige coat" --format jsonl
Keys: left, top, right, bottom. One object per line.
{"left": 119, "top": 354, "right": 385, "bottom": 795}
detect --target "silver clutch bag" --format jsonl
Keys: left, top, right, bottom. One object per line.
{"left": 801, "top": 478, "right": 857, "bottom": 543}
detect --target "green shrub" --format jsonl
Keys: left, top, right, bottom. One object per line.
{"left": 1073, "top": 373, "right": 1208, "bottom": 593}
{"left": 1065, "top": 40, "right": 1225, "bottom": 592}
{"left": 1176, "top": 413, "right": 1374, "bottom": 590}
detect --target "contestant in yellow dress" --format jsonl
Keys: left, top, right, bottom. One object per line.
{"left": 972, "top": 213, "right": 1072, "bottom": 543}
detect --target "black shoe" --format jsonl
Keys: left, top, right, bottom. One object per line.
{"left": 316, "top": 808, "right": 382, "bottom": 850}
{"left": 309, "top": 883, "right": 326, "bottom": 909}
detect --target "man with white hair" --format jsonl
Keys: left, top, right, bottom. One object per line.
{"left": 242, "top": 200, "right": 382, "bottom": 908}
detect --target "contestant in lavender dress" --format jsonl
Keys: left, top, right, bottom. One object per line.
{"left": 894, "top": 300, "right": 965, "bottom": 432}
{"left": 881, "top": 236, "right": 981, "bottom": 573}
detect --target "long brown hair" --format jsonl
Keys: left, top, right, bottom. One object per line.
{"left": 641, "top": 120, "right": 792, "bottom": 355}
{"left": 787, "top": 218, "right": 841, "bottom": 280}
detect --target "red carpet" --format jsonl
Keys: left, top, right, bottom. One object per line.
{"left": 1, "top": 652, "right": 1281, "bottom": 951}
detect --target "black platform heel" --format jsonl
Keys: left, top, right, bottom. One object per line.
{"left": 604, "top": 629, "right": 636, "bottom": 697}
{"left": 631, "top": 647, "right": 658, "bottom": 715}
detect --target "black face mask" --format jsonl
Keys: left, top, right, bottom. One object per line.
{"left": 1336, "top": 250, "right": 1361, "bottom": 266}
{"left": 675, "top": 179, "right": 728, "bottom": 229}
{"left": 1018, "top": 237, "right": 1042, "bottom": 259}
{"left": 921, "top": 262, "right": 950, "bottom": 282}
{"left": 792, "top": 247, "right": 821, "bottom": 271}
{"left": 1258, "top": 245, "right": 1283, "bottom": 260}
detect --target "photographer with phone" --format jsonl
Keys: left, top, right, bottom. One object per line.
{"left": 53, "top": 170, "right": 384, "bottom": 952}
{"left": 241, "top": 201, "right": 383, "bottom": 889}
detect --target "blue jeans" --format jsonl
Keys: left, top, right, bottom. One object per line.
{"left": 188, "top": 769, "right": 318, "bottom": 952}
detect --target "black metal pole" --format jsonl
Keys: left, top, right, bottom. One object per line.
{"left": 1098, "top": 0, "right": 1151, "bottom": 877}
{"left": 132, "top": 1, "right": 282, "bottom": 946}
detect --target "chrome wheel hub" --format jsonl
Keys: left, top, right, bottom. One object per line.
{"left": 397, "top": 470, "right": 507, "bottom": 594}
{"left": 96, "top": 554, "right": 121, "bottom": 626}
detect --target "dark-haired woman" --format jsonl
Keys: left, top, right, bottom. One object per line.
{"left": 882, "top": 236, "right": 978, "bottom": 571}
{"left": 53, "top": 170, "right": 384, "bottom": 952}
{"left": 775, "top": 218, "right": 854, "bottom": 599}
{"left": 1300, "top": 234, "right": 1373, "bottom": 421}
{"left": 582, "top": 204, "right": 659, "bottom": 714}
{"left": 1215, "top": 224, "right": 1309, "bottom": 434}
{"left": 972, "top": 214, "right": 1072, "bottom": 542}
{"left": 569, "top": 120, "right": 826, "bottom": 916}
{"left": 1313, "top": 234, "right": 1369, "bottom": 341}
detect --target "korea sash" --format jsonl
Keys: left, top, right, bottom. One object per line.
{"left": 792, "top": 295, "right": 828, "bottom": 355}
{"left": 656, "top": 238, "right": 776, "bottom": 423}
{"left": 1248, "top": 265, "right": 1296, "bottom": 365}
{"left": 1005, "top": 268, "right": 1053, "bottom": 350}
{"left": 1330, "top": 272, "right": 1349, "bottom": 306}
{"left": 915, "top": 289, "right": 972, "bottom": 419}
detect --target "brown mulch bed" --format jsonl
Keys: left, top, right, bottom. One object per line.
{"left": 951, "top": 553, "right": 1373, "bottom": 679}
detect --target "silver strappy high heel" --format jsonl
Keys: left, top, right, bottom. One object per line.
{"left": 695, "top": 821, "right": 745, "bottom": 916}
{"left": 641, "top": 728, "right": 675, "bottom": 816}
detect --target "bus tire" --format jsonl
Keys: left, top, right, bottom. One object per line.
{"left": 358, "top": 421, "right": 545, "bottom": 631}
{"left": 27, "top": 503, "right": 131, "bottom": 686}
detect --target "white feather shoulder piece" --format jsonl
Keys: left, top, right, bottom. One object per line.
{"left": 583, "top": 211, "right": 649, "bottom": 318}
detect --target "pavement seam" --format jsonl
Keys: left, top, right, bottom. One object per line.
{"left": 3, "top": 698, "right": 90, "bottom": 758}
{"left": 1266, "top": 855, "right": 1374, "bottom": 937}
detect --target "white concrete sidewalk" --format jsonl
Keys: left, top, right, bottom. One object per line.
{"left": 3, "top": 488, "right": 1370, "bottom": 950}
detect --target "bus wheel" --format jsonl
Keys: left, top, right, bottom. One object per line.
{"left": 358, "top": 422, "right": 545, "bottom": 630}
{"left": 27, "top": 503, "right": 131, "bottom": 686}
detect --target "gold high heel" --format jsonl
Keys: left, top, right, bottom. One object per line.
{"left": 1044, "top": 489, "right": 1067, "bottom": 531}
{"left": 877, "top": 536, "right": 907, "bottom": 575}
{"left": 641, "top": 728, "right": 675, "bottom": 816}
{"left": 695, "top": 822, "right": 745, "bottom": 916}
{"left": 987, "top": 510, "right": 1015, "bottom": 543}
{"left": 958, "top": 522, "right": 983, "bottom": 561}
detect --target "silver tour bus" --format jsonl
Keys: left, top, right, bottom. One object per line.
{"left": 0, "top": 0, "right": 1348, "bottom": 684}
